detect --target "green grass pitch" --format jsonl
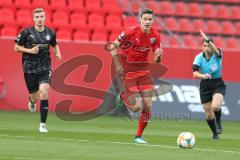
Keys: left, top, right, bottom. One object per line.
{"left": 0, "top": 111, "right": 239, "bottom": 160}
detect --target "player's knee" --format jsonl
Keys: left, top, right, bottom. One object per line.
{"left": 39, "top": 90, "right": 48, "bottom": 100}
{"left": 143, "top": 102, "right": 152, "bottom": 111}
{"left": 29, "top": 95, "right": 38, "bottom": 102}
{"left": 131, "top": 105, "right": 142, "bottom": 112}
{"left": 206, "top": 112, "right": 214, "bottom": 120}
{"left": 212, "top": 103, "right": 221, "bottom": 112}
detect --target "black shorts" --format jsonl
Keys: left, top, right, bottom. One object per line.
{"left": 24, "top": 70, "right": 52, "bottom": 94}
{"left": 200, "top": 78, "right": 226, "bottom": 104}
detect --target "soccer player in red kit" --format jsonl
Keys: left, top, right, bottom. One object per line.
{"left": 111, "top": 9, "right": 163, "bottom": 143}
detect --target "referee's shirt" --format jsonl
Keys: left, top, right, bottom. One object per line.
{"left": 15, "top": 26, "right": 57, "bottom": 73}
{"left": 193, "top": 49, "right": 223, "bottom": 79}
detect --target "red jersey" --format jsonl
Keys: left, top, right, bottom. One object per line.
{"left": 117, "top": 26, "right": 160, "bottom": 78}
{"left": 117, "top": 26, "right": 160, "bottom": 63}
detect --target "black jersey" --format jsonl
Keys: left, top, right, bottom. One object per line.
{"left": 15, "top": 26, "right": 57, "bottom": 73}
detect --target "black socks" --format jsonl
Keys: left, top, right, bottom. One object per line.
{"left": 40, "top": 100, "right": 48, "bottom": 123}
{"left": 206, "top": 119, "right": 218, "bottom": 134}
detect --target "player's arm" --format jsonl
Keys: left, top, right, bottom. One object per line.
{"left": 154, "top": 45, "right": 163, "bottom": 63}
{"left": 200, "top": 29, "right": 221, "bottom": 57}
{"left": 50, "top": 31, "right": 62, "bottom": 61}
{"left": 14, "top": 43, "right": 39, "bottom": 54}
{"left": 193, "top": 64, "right": 211, "bottom": 79}
{"left": 153, "top": 35, "right": 163, "bottom": 64}
{"left": 14, "top": 30, "right": 39, "bottom": 54}
{"left": 52, "top": 44, "right": 62, "bottom": 61}
{"left": 110, "top": 39, "right": 123, "bottom": 74}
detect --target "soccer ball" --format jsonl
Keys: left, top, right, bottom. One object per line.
{"left": 177, "top": 132, "right": 196, "bottom": 149}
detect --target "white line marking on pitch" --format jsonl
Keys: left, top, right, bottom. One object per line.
{"left": 0, "top": 134, "right": 239, "bottom": 154}
{"left": 0, "top": 156, "right": 32, "bottom": 160}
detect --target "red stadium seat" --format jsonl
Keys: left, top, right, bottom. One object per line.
{"left": 146, "top": 1, "right": 160, "bottom": 15}
{"left": 207, "top": 20, "right": 221, "bottom": 34}
{"left": 216, "top": 5, "right": 230, "bottom": 19}
{"left": 32, "top": 0, "right": 49, "bottom": 9}
{"left": 102, "top": 0, "right": 118, "bottom": 3}
{"left": 131, "top": 1, "right": 142, "bottom": 14}
{"left": 102, "top": 2, "right": 123, "bottom": 15}
{"left": 230, "top": 6, "right": 240, "bottom": 20}
{"left": 16, "top": 9, "right": 32, "bottom": 26}
{"left": 226, "top": 37, "right": 239, "bottom": 49}
{"left": 160, "top": 34, "right": 168, "bottom": 45}
{"left": 178, "top": 18, "right": 193, "bottom": 33}
{"left": 1, "top": 26, "right": 18, "bottom": 37}
{"left": 52, "top": 11, "right": 69, "bottom": 27}
{"left": 91, "top": 31, "right": 108, "bottom": 42}
{"left": 15, "top": 0, "right": 32, "bottom": 9}
{"left": 73, "top": 31, "right": 90, "bottom": 41}
{"left": 164, "top": 17, "right": 179, "bottom": 32}
{"left": 0, "top": 8, "right": 15, "bottom": 26}
{"left": 221, "top": 21, "right": 235, "bottom": 35}
{"left": 193, "top": 19, "right": 207, "bottom": 33}
{"left": 235, "top": 22, "right": 240, "bottom": 35}
{"left": 57, "top": 29, "right": 72, "bottom": 41}
{"left": 123, "top": 16, "right": 138, "bottom": 28}
{"left": 0, "top": 0, "right": 13, "bottom": 5}
{"left": 213, "top": 36, "right": 225, "bottom": 48}
{"left": 174, "top": 2, "right": 188, "bottom": 16}
{"left": 0, "top": 0, "right": 15, "bottom": 9}
{"left": 109, "top": 30, "right": 122, "bottom": 41}
{"left": 169, "top": 36, "right": 181, "bottom": 47}
{"left": 106, "top": 14, "right": 123, "bottom": 29}
{"left": 188, "top": 3, "right": 202, "bottom": 17}
{"left": 159, "top": 1, "right": 174, "bottom": 15}
{"left": 152, "top": 22, "right": 162, "bottom": 31}
{"left": 88, "top": 13, "right": 105, "bottom": 28}
{"left": 86, "top": 0, "right": 103, "bottom": 14}
{"left": 70, "top": 13, "right": 87, "bottom": 29}
{"left": 44, "top": 10, "right": 54, "bottom": 27}
{"left": 202, "top": 4, "right": 217, "bottom": 18}
{"left": 202, "top": 4, "right": 216, "bottom": 18}
{"left": 183, "top": 35, "right": 198, "bottom": 47}
{"left": 49, "top": 0, "right": 68, "bottom": 11}
{"left": 68, "top": 0, "right": 85, "bottom": 12}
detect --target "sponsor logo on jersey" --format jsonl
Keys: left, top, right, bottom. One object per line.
{"left": 210, "top": 64, "right": 218, "bottom": 73}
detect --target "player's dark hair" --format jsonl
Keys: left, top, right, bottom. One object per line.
{"left": 140, "top": 8, "right": 154, "bottom": 18}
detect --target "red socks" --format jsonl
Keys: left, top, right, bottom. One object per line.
{"left": 136, "top": 109, "right": 150, "bottom": 137}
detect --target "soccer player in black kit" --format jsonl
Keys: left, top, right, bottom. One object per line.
{"left": 14, "top": 8, "right": 62, "bottom": 132}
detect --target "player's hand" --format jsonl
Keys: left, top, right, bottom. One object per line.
{"left": 202, "top": 73, "right": 212, "bottom": 79}
{"left": 200, "top": 29, "right": 208, "bottom": 40}
{"left": 55, "top": 53, "right": 62, "bottom": 62}
{"left": 30, "top": 45, "right": 39, "bottom": 54}
{"left": 115, "top": 64, "right": 123, "bottom": 75}
{"left": 154, "top": 48, "right": 163, "bottom": 63}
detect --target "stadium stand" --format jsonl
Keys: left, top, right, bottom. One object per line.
{"left": 0, "top": 0, "right": 239, "bottom": 49}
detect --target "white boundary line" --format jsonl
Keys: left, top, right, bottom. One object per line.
{"left": 0, "top": 134, "right": 239, "bottom": 154}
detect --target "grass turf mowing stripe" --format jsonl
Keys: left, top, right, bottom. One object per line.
{"left": 0, "top": 134, "right": 239, "bottom": 154}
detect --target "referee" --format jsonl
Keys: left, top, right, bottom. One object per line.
{"left": 14, "top": 8, "right": 62, "bottom": 132}
{"left": 192, "top": 29, "right": 226, "bottom": 140}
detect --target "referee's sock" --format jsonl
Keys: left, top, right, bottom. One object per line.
{"left": 40, "top": 100, "right": 48, "bottom": 123}
{"left": 214, "top": 108, "right": 222, "bottom": 124}
{"left": 214, "top": 108, "right": 223, "bottom": 133}
{"left": 206, "top": 118, "right": 218, "bottom": 135}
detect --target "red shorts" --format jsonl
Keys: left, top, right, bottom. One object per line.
{"left": 122, "top": 70, "right": 153, "bottom": 93}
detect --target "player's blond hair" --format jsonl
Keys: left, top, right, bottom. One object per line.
{"left": 32, "top": 8, "right": 45, "bottom": 16}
